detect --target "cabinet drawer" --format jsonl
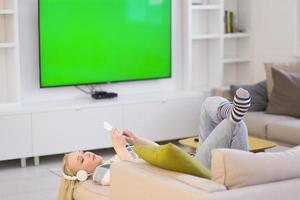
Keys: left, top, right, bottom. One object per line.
{"left": 32, "top": 106, "right": 122, "bottom": 156}
{"left": 0, "top": 114, "right": 32, "bottom": 160}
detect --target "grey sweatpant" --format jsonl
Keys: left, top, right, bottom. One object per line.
{"left": 194, "top": 97, "right": 249, "bottom": 169}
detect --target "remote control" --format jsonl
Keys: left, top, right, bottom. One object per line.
{"left": 103, "top": 121, "right": 113, "bottom": 131}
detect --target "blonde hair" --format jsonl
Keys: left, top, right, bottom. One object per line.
{"left": 58, "top": 154, "right": 78, "bottom": 200}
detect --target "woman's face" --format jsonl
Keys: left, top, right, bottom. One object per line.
{"left": 67, "top": 151, "right": 103, "bottom": 174}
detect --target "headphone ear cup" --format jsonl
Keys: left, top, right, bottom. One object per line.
{"left": 76, "top": 170, "right": 88, "bottom": 182}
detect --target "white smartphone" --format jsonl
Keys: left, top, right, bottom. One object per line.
{"left": 103, "top": 121, "right": 113, "bottom": 131}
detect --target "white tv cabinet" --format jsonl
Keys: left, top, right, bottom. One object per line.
{"left": 0, "top": 90, "right": 206, "bottom": 167}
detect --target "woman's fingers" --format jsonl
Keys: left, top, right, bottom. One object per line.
{"left": 112, "top": 128, "right": 136, "bottom": 145}
{"left": 125, "top": 136, "right": 134, "bottom": 143}
{"left": 123, "top": 129, "right": 133, "bottom": 136}
{"left": 111, "top": 128, "right": 120, "bottom": 135}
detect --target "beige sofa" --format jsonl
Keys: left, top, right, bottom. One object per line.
{"left": 74, "top": 158, "right": 300, "bottom": 200}
{"left": 212, "top": 87, "right": 300, "bottom": 147}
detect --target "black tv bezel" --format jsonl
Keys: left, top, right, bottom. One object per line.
{"left": 38, "top": 0, "right": 172, "bottom": 89}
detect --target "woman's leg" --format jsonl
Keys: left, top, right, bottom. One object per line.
{"left": 196, "top": 88, "right": 251, "bottom": 169}
{"left": 199, "top": 96, "right": 230, "bottom": 142}
{"left": 195, "top": 119, "right": 249, "bottom": 169}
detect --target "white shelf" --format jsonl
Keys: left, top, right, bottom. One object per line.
{"left": 179, "top": 0, "right": 253, "bottom": 88}
{"left": 224, "top": 33, "right": 250, "bottom": 39}
{"left": 192, "top": 5, "right": 221, "bottom": 10}
{"left": 223, "top": 57, "right": 251, "bottom": 64}
{"left": 0, "top": 9, "right": 14, "bottom": 14}
{"left": 0, "top": 0, "right": 19, "bottom": 108}
{"left": 192, "top": 34, "right": 220, "bottom": 40}
{"left": 0, "top": 42, "right": 15, "bottom": 48}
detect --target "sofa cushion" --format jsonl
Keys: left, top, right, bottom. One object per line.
{"left": 268, "top": 120, "right": 300, "bottom": 145}
{"left": 73, "top": 180, "right": 110, "bottom": 200}
{"left": 111, "top": 160, "right": 220, "bottom": 200}
{"left": 211, "top": 146, "right": 300, "bottom": 189}
{"left": 133, "top": 143, "right": 211, "bottom": 179}
{"left": 266, "top": 68, "right": 300, "bottom": 118}
{"left": 264, "top": 61, "right": 300, "bottom": 98}
{"left": 112, "top": 160, "right": 226, "bottom": 193}
{"left": 244, "top": 111, "right": 295, "bottom": 139}
{"left": 131, "top": 159, "right": 226, "bottom": 192}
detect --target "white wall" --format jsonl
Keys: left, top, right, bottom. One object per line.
{"left": 18, "top": 0, "right": 183, "bottom": 103}
{"left": 252, "top": 0, "right": 298, "bottom": 82}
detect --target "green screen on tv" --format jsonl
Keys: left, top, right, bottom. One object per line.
{"left": 39, "top": 0, "right": 172, "bottom": 88}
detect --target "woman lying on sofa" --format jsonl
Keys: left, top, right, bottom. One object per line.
{"left": 59, "top": 129, "right": 158, "bottom": 200}
{"left": 59, "top": 88, "right": 251, "bottom": 200}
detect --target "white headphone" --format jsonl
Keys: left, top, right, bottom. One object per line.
{"left": 62, "top": 170, "right": 89, "bottom": 182}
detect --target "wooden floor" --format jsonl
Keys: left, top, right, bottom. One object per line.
{"left": 0, "top": 144, "right": 289, "bottom": 200}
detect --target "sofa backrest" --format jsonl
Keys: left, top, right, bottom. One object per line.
{"left": 211, "top": 146, "right": 300, "bottom": 189}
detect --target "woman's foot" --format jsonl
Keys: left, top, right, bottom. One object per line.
{"left": 230, "top": 88, "right": 251, "bottom": 123}
{"left": 218, "top": 88, "right": 251, "bottom": 123}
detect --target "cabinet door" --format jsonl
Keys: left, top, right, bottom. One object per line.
{"left": 0, "top": 114, "right": 32, "bottom": 160}
{"left": 122, "top": 101, "right": 165, "bottom": 141}
{"left": 122, "top": 97, "right": 202, "bottom": 142}
{"left": 162, "top": 98, "right": 202, "bottom": 139}
{"left": 32, "top": 106, "right": 122, "bottom": 156}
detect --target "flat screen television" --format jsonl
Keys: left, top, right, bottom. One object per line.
{"left": 39, "top": 0, "right": 172, "bottom": 88}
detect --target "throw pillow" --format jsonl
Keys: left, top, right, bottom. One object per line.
{"left": 211, "top": 146, "right": 300, "bottom": 189}
{"left": 133, "top": 143, "right": 211, "bottom": 179}
{"left": 264, "top": 62, "right": 300, "bottom": 98}
{"left": 266, "top": 67, "right": 300, "bottom": 118}
{"left": 230, "top": 80, "right": 268, "bottom": 111}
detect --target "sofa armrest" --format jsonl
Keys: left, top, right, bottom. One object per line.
{"left": 211, "top": 86, "right": 232, "bottom": 100}
{"left": 111, "top": 159, "right": 226, "bottom": 200}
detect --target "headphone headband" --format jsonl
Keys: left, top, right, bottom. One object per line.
{"left": 62, "top": 170, "right": 89, "bottom": 182}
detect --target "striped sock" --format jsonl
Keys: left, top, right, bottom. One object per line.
{"left": 230, "top": 88, "right": 251, "bottom": 123}
{"left": 218, "top": 88, "right": 251, "bottom": 123}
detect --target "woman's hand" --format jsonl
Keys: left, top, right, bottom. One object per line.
{"left": 122, "top": 129, "right": 138, "bottom": 145}
{"left": 111, "top": 128, "right": 126, "bottom": 152}
{"left": 122, "top": 129, "right": 159, "bottom": 147}
{"left": 111, "top": 128, "right": 131, "bottom": 160}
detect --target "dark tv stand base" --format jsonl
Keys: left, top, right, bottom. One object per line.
{"left": 91, "top": 91, "right": 118, "bottom": 100}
